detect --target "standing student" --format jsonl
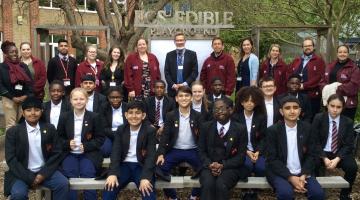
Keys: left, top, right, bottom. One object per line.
{"left": 4, "top": 97, "right": 68, "bottom": 200}
{"left": 259, "top": 77, "right": 281, "bottom": 127}
{"left": 80, "top": 74, "right": 107, "bottom": 113}
{"left": 199, "top": 98, "right": 248, "bottom": 200}
{"left": 266, "top": 96, "right": 324, "bottom": 200}
{"left": 207, "top": 77, "right": 227, "bottom": 103}
{"left": 156, "top": 86, "right": 202, "bottom": 200}
{"left": 103, "top": 101, "right": 157, "bottom": 200}
{"left": 58, "top": 88, "right": 104, "bottom": 200}
{"left": 191, "top": 81, "right": 213, "bottom": 122}
{"left": 42, "top": 80, "right": 71, "bottom": 129}
{"left": 99, "top": 86, "right": 127, "bottom": 158}
{"left": 312, "top": 94, "right": 358, "bottom": 200}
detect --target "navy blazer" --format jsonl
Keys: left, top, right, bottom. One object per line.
{"left": 157, "top": 109, "right": 201, "bottom": 156}
{"left": 108, "top": 121, "right": 157, "bottom": 180}
{"left": 312, "top": 112, "right": 354, "bottom": 159}
{"left": 42, "top": 98, "right": 71, "bottom": 129}
{"left": 57, "top": 110, "right": 105, "bottom": 169}
{"left": 278, "top": 93, "right": 312, "bottom": 123}
{"left": 164, "top": 49, "right": 198, "bottom": 97}
{"left": 92, "top": 92, "right": 107, "bottom": 113}
{"left": 144, "top": 96, "right": 176, "bottom": 126}
{"left": 99, "top": 102, "right": 127, "bottom": 140}
{"left": 4, "top": 122, "right": 62, "bottom": 196}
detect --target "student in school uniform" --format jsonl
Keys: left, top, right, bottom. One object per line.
{"left": 42, "top": 80, "right": 71, "bottom": 129}
{"left": 58, "top": 88, "right": 104, "bottom": 200}
{"left": 191, "top": 81, "right": 213, "bottom": 122}
{"left": 100, "top": 86, "right": 127, "bottom": 158}
{"left": 266, "top": 96, "right": 325, "bottom": 200}
{"left": 259, "top": 77, "right": 282, "bottom": 127}
{"left": 198, "top": 98, "right": 248, "bottom": 200}
{"left": 156, "top": 86, "right": 202, "bottom": 200}
{"left": 103, "top": 101, "right": 157, "bottom": 200}
{"left": 312, "top": 94, "right": 358, "bottom": 200}
{"left": 144, "top": 80, "right": 176, "bottom": 137}
{"left": 278, "top": 74, "right": 312, "bottom": 123}
{"left": 80, "top": 74, "right": 107, "bottom": 113}
{"left": 207, "top": 77, "right": 227, "bottom": 103}
{"left": 4, "top": 97, "right": 68, "bottom": 200}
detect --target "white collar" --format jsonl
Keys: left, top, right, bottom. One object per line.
{"left": 26, "top": 121, "right": 40, "bottom": 133}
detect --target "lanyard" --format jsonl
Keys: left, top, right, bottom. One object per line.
{"left": 89, "top": 63, "right": 98, "bottom": 77}
{"left": 59, "top": 58, "right": 69, "bottom": 79}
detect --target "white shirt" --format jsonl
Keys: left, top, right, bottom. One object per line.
{"left": 124, "top": 126, "right": 140, "bottom": 162}
{"left": 324, "top": 115, "right": 340, "bottom": 152}
{"left": 155, "top": 98, "right": 164, "bottom": 126}
{"left": 174, "top": 110, "right": 197, "bottom": 149}
{"left": 285, "top": 124, "right": 301, "bottom": 175}
{"left": 26, "top": 122, "right": 45, "bottom": 173}
{"left": 213, "top": 94, "right": 222, "bottom": 100}
{"left": 265, "top": 98, "right": 274, "bottom": 127}
{"left": 245, "top": 111, "right": 254, "bottom": 151}
{"left": 50, "top": 100, "right": 62, "bottom": 129}
{"left": 86, "top": 92, "right": 94, "bottom": 112}
{"left": 192, "top": 102, "right": 202, "bottom": 113}
{"left": 71, "top": 111, "right": 84, "bottom": 154}
{"left": 216, "top": 120, "right": 231, "bottom": 137}
{"left": 112, "top": 106, "right": 124, "bottom": 131}
{"left": 58, "top": 54, "right": 68, "bottom": 61}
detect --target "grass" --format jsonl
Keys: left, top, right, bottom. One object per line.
{"left": 0, "top": 128, "right": 4, "bottom": 136}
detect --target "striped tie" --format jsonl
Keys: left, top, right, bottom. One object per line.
{"left": 155, "top": 101, "right": 160, "bottom": 126}
{"left": 331, "top": 120, "right": 338, "bottom": 153}
{"left": 219, "top": 126, "right": 225, "bottom": 138}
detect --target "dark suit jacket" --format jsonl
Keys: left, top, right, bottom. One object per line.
{"left": 232, "top": 111, "right": 267, "bottom": 153}
{"left": 207, "top": 93, "right": 228, "bottom": 103}
{"left": 42, "top": 99, "right": 71, "bottom": 129}
{"left": 192, "top": 101, "right": 213, "bottom": 123}
{"left": 92, "top": 92, "right": 107, "bottom": 113}
{"left": 144, "top": 96, "right": 176, "bottom": 126}
{"left": 57, "top": 110, "right": 104, "bottom": 169}
{"left": 312, "top": 112, "right": 354, "bottom": 159}
{"left": 4, "top": 122, "right": 62, "bottom": 196}
{"left": 108, "top": 122, "right": 157, "bottom": 180}
{"left": 157, "top": 109, "right": 201, "bottom": 156}
{"left": 198, "top": 120, "right": 248, "bottom": 178}
{"left": 164, "top": 49, "right": 198, "bottom": 97}
{"left": 99, "top": 102, "right": 127, "bottom": 140}
{"left": 278, "top": 93, "right": 312, "bottom": 123}
{"left": 266, "top": 121, "right": 317, "bottom": 183}
{"left": 272, "top": 97, "right": 282, "bottom": 124}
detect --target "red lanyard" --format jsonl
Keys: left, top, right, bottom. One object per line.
{"left": 59, "top": 58, "right": 69, "bottom": 79}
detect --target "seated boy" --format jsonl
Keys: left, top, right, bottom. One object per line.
{"left": 259, "top": 77, "right": 282, "bottom": 127}
{"left": 266, "top": 96, "right": 324, "bottom": 200}
{"left": 80, "top": 74, "right": 107, "bottom": 113}
{"left": 4, "top": 97, "right": 68, "bottom": 200}
{"left": 103, "top": 101, "right": 157, "bottom": 200}
{"left": 199, "top": 98, "right": 248, "bottom": 200}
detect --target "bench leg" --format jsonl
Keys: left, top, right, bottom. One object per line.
{"left": 35, "top": 189, "right": 42, "bottom": 200}
{"left": 44, "top": 189, "right": 51, "bottom": 200}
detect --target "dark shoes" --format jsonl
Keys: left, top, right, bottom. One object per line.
{"left": 242, "top": 190, "right": 258, "bottom": 200}
{"left": 155, "top": 166, "right": 171, "bottom": 182}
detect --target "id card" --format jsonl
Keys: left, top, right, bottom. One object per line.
{"left": 178, "top": 65, "right": 184, "bottom": 70}
{"left": 236, "top": 77, "right": 242, "bottom": 81}
{"left": 109, "top": 82, "right": 116, "bottom": 87}
{"left": 15, "top": 84, "right": 23, "bottom": 91}
{"left": 63, "top": 79, "right": 71, "bottom": 86}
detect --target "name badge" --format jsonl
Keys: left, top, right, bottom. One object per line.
{"left": 236, "top": 77, "right": 242, "bottom": 81}
{"left": 15, "top": 84, "right": 23, "bottom": 90}
{"left": 109, "top": 82, "right": 116, "bottom": 87}
{"left": 178, "top": 65, "right": 184, "bottom": 70}
{"left": 63, "top": 79, "right": 71, "bottom": 86}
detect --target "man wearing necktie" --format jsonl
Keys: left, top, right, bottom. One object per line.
{"left": 164, "top": 32, "right": 198, "bottom": 97}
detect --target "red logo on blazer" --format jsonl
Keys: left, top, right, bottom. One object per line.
{"left": 46, "top": 144, "right": 53, "bottom": 152}
{"left": 231, "top": 148, "right": 237, "bottom": 155}
{"left": 85, "top": 132, "right": 93, "bottom": 140}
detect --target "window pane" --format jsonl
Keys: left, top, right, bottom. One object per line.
{"left": 39, "top": 0, "right": 51, "bottom": 7}
{"left": 87, "top": 1, "right": 97, "bottom": 11}
{"left": 53, "top": 35, "right": 65, "bottom": 43}
{"left": 76, "top": 0, "right": 85, "bottom": 10}
{"left": 87, "top": 37, "right": 98, "bottom": 44}
{"left": 40, "top": 33, "right": 49, "bottom": 42}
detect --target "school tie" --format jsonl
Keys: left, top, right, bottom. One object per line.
{"left": 331, "top": 120, "right": 338, "bottom": 153}
{"left": 176, "top": 50, "right": 184, "bottom": 83}
{"left": 219, "top": 126, "right": 225, "bottom": 138}
{"left": 155, "top": 101, "right": 160, "bottom": 126}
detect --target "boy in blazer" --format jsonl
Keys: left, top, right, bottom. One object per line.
{"left": 156, "top": 86, "right": 202, "bottom": 200}
{"left": 207, "top": 77, "right": 228, "bottom": 103}
{"left": 312, "top": 94, "right": 358, "bottom": 200}
{"left": 198, "top": 98, "right": 248, "bottom": 200}
{"left": 4, "top": 97, "right": 68, "bottom": 199}
{"left": 259, "top": 77, "right": 282, "bottom": 127}
{"left": 80, "top": 74, "right": 107, "bottom": 113}
{"left": 103, "top": 101, "right": 157, "bottom": 200}
{"left": 266, "top": 96, "right": 324, "bottom": 200}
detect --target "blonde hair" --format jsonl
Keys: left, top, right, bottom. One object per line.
{"left": 267, "top": 44, "right": 282, "bottom": 59}
{"left": 70, "top": 88, "right": 89, "bottom": 101}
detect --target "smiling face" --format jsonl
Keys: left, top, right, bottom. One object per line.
{"left": 6, "top": 46, "right": 19, "bottom": 62}
{"left": 111, "top": 48, "right": 121, "bottom": 61}
{"left": 270, "top": 46, "right": 280, "bottom": 59}
{"left": 242, "top": 39, "right": 252, "bottom": 54}
{"left": 20, "top": 43, "right": 32, "bottom": 59}
{"left": 125, "top": 108, "right": 146, "bottom": 128}
{"left": 337, "top": 46, "right": 349, "bottom": 62}
{"left": 260, "top": 80, "right": 276, "bottom": 97}
{"left": 136, "top": 39, "right": 148, "bottom": 54}
{"left": 23, "top": 107, "right": 42, "bottom": 126}
{"left": 108, "top": 90, "right": 122, "bottom": 109}
{"left": 87, "top": 46, "right": 97, "bottom": 61}
{"left": 191, "top": 84, "right": 205, "bottom": 102}
{"left": 174, "top": 34, "right": 186, "bottom": 49}
{"left": 280, "top": 102, "right": 301, "bottom": 122}
{"left": 70, "top": 91, "right": 88, "bottom": 111}
{"left": 212, "top": 39, "right": 224, "bottom": 54}
{"left": 213, "top": 100, "right": 231, "bottom": 124}
{"left": 302, "top": 39, "right": 314, "bottom": 55}
{"left": 175, "top": 91, "right": 192, "bottom": 108}
{"left": 49, "top": 84, "right": 65, "bottom": 102}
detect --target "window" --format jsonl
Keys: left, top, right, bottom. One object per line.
{"left": 39, "top": 0, "right": 60, "bottom": 8}
{"left": 40, "top": 34, "right": 66, "bottom": 61}
{"left": 76, "top": 36, "right": 99, "bottom": 63}
{"left": 76, "top": 0, "right": 97, "bottom": 12}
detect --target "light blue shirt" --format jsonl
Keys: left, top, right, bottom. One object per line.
{"left": 324, "top": 115, "right": 340, "bottom": 152}
{"left": 174, "top": 110, "right": 197, "bottom": 149}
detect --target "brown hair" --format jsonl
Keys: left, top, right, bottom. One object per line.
{"left": 20, "top": 42, "right": 32, "bottom": 49}
{"left": 212, "top": 36, "right": 223, "bottom": 45}
{"left": 234, "top": 86, "right": 266, "bottom": 115}
{"left": 104, "top": 45, "right": 123, "bottom": 70}
{"left": 337, "top": 45, "right": 350, "bottom": 53}
{"left": 174, "top": 32, "right": 185, "bottom": 40}
{"left": 191, "top": 80, "right": 211, "bottom": 113}
{"left": 266, "top": 44, "right": 281, "bottom": 59}
{"left": 240, "top": 37, "right": 255, "bottom": 58}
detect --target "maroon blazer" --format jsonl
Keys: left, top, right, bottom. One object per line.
{"left": 30, "top": 56, "right": 47, "bottom": 99}
{"left": 75, "top": 60, "right": 104, "bottom": 92}
{"left": 287, "top": 53, "right": 325, "bottom": 98}
{"left": 124, "top": 52, "right": 160, "bottom": 96}
{"left": 259, "top": 58, "right": 287, "bottom": 96}
{"left": 319, "top": 59, "right": 360, "bottom": 108}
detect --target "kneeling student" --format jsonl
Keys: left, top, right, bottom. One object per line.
{"left": 312, "top": 94, "right": 358, "bottom": 200}
{"left": 199, "top": 98, "right": 248, "bottom": 200}
{"left": 266, "top": 96, "right": 325, "bottom": 200}
{"left": 4, "top": 97, "right": 69, "bottom": 200}
{"left": 103, "top": 101, "right": 157, "bottom": 200}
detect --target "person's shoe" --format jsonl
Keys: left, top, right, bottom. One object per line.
{"left": 242, "top": 191, "right": 253, "bottom": 200}
{"left": 155, "top": 166, "right": 171, "bottom": 182}
{"left": 251, "top": 192, "right": 258, "bottom": 200}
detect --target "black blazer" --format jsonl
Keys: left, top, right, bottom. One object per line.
{"left": 164, "top": 49, "right": 198, "bottom": 97}
{"left": 157, "top": 109, "right": 201, "bottom": 156}
{"left": 192, "top": 101, "right": 213, "bottom": 123}
{"left": 198, "top": 120, "right": 248, "bottom": 177}
{"left": 312, "top": 112, "right": 354, "bottom": 159}
{"left": 207, "top": 93, "right": 228, "bottom": 103}
{"left": 144, "top": 96, "right": 176, "bottom": 126}
{"left": 266, "top": 121, "right": 317, "bottom": 183}
{"left": 232, "top": 110, "right": 267, "bottom": 153}
{"left": 57, "top": 110, "right": 105, "bottom": 169}
{"left": 278, "top": 93, "right": 312, "bottom": 123}
{"left": 272, "top": 97, "right": 282, "bottom": 124}
{"left": 108, "top": 122, "right": 157, "bottom": 180}
{"left": 99, "top": 102, "right": 127, "bottom": 140}
{"left": 92, "top": 92, "right": 107, "bottom": 113}
{"left": 42, "top": 99, "right": 71, "bottom": 129}
{"left": 4, "top": 122, "right": 62, "bottom": 196}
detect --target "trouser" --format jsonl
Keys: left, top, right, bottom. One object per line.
{"left": 2, "top": 97, "right": 22, "bottom": 131}
{"left": 244, "top": 154, "right": 266, "bottom": 177}
{"left": 100, "top": 137, "right": 113, "bottom": 158}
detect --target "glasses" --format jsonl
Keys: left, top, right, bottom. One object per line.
{"left": 88, "top": 51, "right": 97, "bottom": 54}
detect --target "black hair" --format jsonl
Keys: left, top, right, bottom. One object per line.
{"left": 176, "top": 86, "right": 192, "bottom": 96}
{"left": 58, "top": 39, "right": 68, "bottom": 45}
{"left": 259, "top": 76, "right": 275, "bottom": 88}
{"left": 153, "top": 80, "right": 166, "bottom": 87}
{"left": 211, "top": 77, "right": 223, "bottom": 85}
{"left": 214, "top": 97, "right": 233, "bottom": 109}
{"left": 126, "top": 101, "right": 145, "bottom": 112}
{"left": 280, "top": 95, "right": 300, "bottom": 108}
{"left": 49, "top": 80, "right": 65, "bottom": 90}
{"left": 327, "top": 94, "right": 345, "bottom": 107}
{"left": 234, "top": 86, "right": 266, "bottom": 115}
{"left": 1, "top": 40, "right": 16, "bottom": 54}
{"left": 287, "top": 74, "right": 302, "bottom": 82}
{"left": 106, "top": 86, "right": 123, "bottom": 97}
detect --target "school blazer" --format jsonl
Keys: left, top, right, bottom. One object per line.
{"left": 157, "top": 109, "right": 201, "bottom": 156}
{"left": 278, "top": 93, "right": 312, "bottom": 123}
{"left": 232, "top": 111, "right": 267, "bottom": 153}
{"left": 42, "top": 99, "right": 71, "bottom": 128}
{"left": 92, "top": 92, "right": 107, "bottom": 113}
{"left": 57, "top": 110, "right": 105, "bottom": 169}
{"left": 192, "top": 101, "right": 213, "bottom": 123}
{"left": 4, "top": 122, "right": 62, "bottom": 196}
{"left": 144, "top": 96, "right": 176, "bottom": 126}
{"left": 312, "top": 112, "right": 354, "bottom": 159}
{"left": 99, "top": 102, "right": 127, "bottom": 140}
{"left": 108, "top": 122, "right": 157, "bottom": 181}
{"left": 198, "top": 120, "right": 248, "bottom": 178}
{"left": 272, "top": 97, "right": 282, "bottom": 124}
{"left": 265, "top": 121, "right": 317, "bottom": 182}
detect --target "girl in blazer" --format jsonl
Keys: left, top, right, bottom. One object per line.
{"left": 191, "top": 81, "right": 213, "bottom": 122}
{"left": 58, "top": 88, "right": 104, "bottom": 200}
